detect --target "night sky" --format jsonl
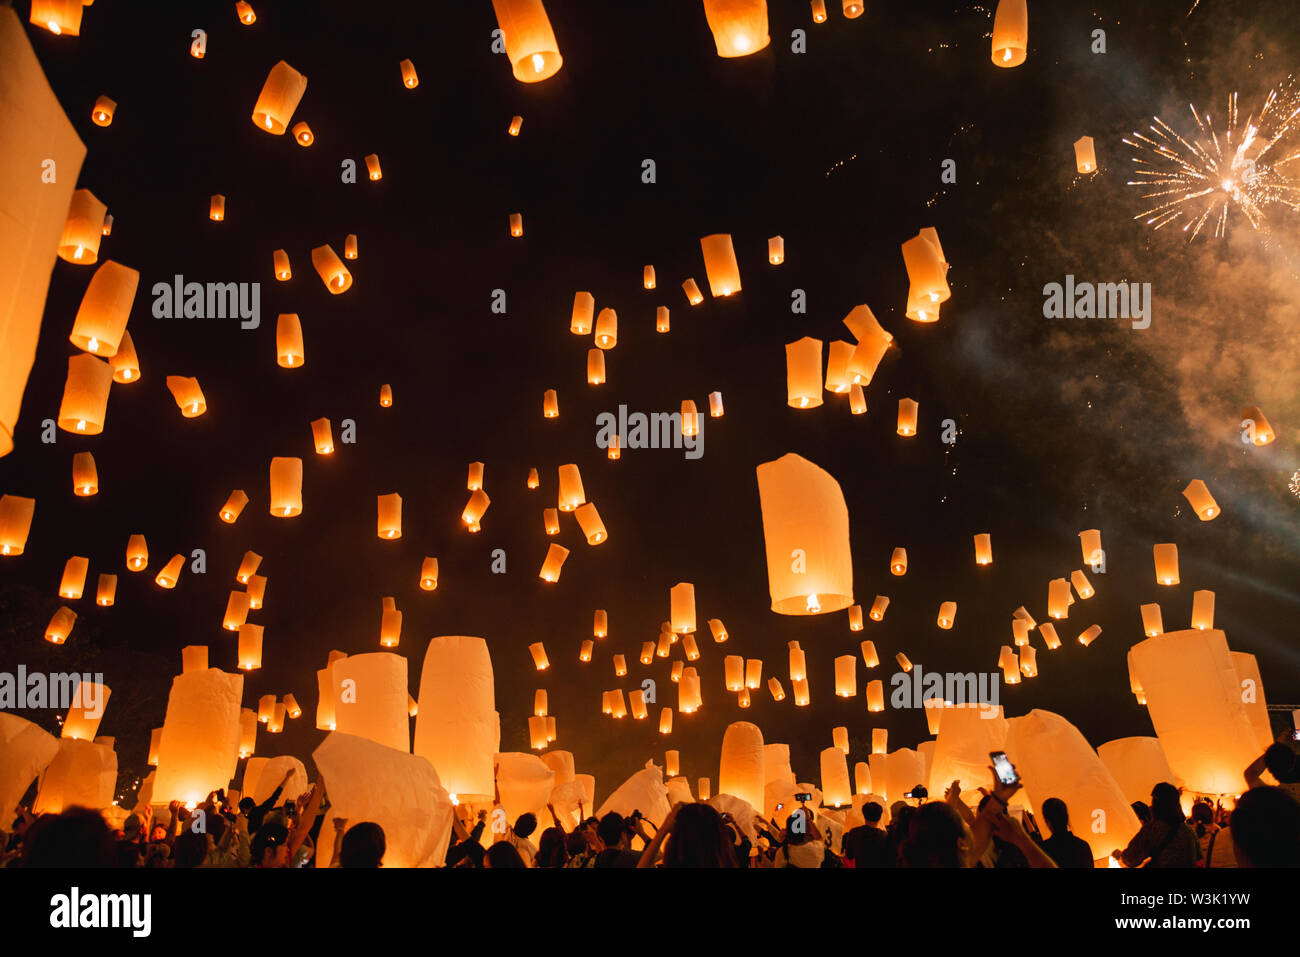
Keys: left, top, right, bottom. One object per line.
{"left": 3, "top": 0, "right": 1298, "bottom": 804}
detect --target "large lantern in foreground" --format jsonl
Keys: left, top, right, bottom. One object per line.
{"left": 490, "top": 0, "right": 564, "bottom": 82}
{"left": 332, "top": 652, "right": 410, "bottom": 753}
{"left": 756, "top": 453, "right": 853, "bottom": 615}
{"left": 153, "top": 668, "right": 243, "bottom": 805}
{"left": 719, "top": 721, "right": 765, "bottom": 811}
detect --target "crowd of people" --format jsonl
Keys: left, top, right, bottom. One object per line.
{"left": 4, "top": 735, "right": 1298, "bottom": 868}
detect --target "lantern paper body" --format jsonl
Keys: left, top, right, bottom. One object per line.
{"left": 1079, "top": 529, "right": 1103, "bottom": 566}
{"left": 509, "top": 212, "right": 522, "bottom": 237}
{"left": 89, "top": 95, "right": 115, "bottom": 127}
{"left": 598, "top": 760, "right": 671, "bottom": 832}
{"left": 890, "top": 548, "right": 907, "bottom": 576}
{"left": 491, "top": 0, "right": 563, "bottom": 82}
{"left": 58, "top": 555, "right": 88, "bottom": 598}
{"left": 1097, "top": 737, "right": 1180, "bottom": 806}
{"left": 291, "top": 121, "right": 313, "bottom": 145}
{"left": 242, "top": 755, "right": 308, "bottom": 807}
{"left": 1128, "top": 629, "right": 1260, "bottom": 794}
{"left": 937, "top": 601, "right": 956, "bottom": 629}
{"left": 755, "top": 453, "right": 853, "bottom": 615}
{"left": 235, "top": 1, "right": 255, "bottom": 24}
{"left": 153, "top": 668, "right": 243, "bottom": 805}
{"left": 462, "top": 489, "right": 490, "bottom": 531}
{"left": 592, "top": 308, "right": 618, "bottom": 350}
{"left": 543, "top": 389, "right": 558, "bottom": 418}
{"left": 33, "top": 737, "right": 116, "bottom": 814}
{"left": 0, "top": 715, "right": 54, "bottom": 824}
{"left": 379, "top": 384, "right": 392, "bottom": 407}
{"left": 1004, "top": 709, "right": 1139, "bottom": 860}
{"left": 237, "top": 623, "right": 263, "bottom": 670}
{"left": 572, "top": 502, "right": 607, "bottom": 545}
{"left": 901, "top": 228, "right": 950, "bottom": 321}
{"left": 309, "top": 417, "right": 333, "bottom": 455}
{"left": 929, "top": 703, "right": 1008, "bottom": 798}
{"left": 1182, "top": 480, "right": 1219, "bottom": 521}
{"left": 824, "top": 340, "right": 856, "bottom": 394}
{"left": 58, "top": 354, "right": 112, "bottom": 434}
{"left": 44, "top": 606, "right": 76, "bottom": 643}
{"left": 417, "top": 556, "right": 439, "bottom": 591}
{"left": 110, "top": 331, "right": 139, "bottom": 383}
{"left": 1241, "top": 405, "right": 1275, "bottom": 445}
{"left": 252, "top": 60, "right": 307, "bottom": 134}
{"left": 1074, "top": 135, "right": 1097, "bottom": 173}
{"left": 843, "top": 304, "right": 894, "bottom": 385}
{"left": 508, "top": 115, "right": 523, "bottom": 136}
{"left": 311, "top": 244, "right": 352, "bottom": 294}
{"left": 208, "top": 194, "right": 225, "bottom": 222}
{"left": 248, "top": 577, "right": 267, "bottom": 613}
{"left": 834, "top": 655, "right": 856, "bottom": 697}
{"left": 0, "top": 8, "right": 87, "bottom": 457}
{"left": 1071, "top": 568, "right": 1094, "bottom": 599}
{"left": 1153, "top": 543, "right": 1179, "bottom": 585}
{"left": 820, "top": 747, "right": 852, "bottom": 808}
{"left": 785, "top": 337, "right": 824, "bottom": 409}
{"left": 896, "top": 398, "right": 919, "bottom": 436}
{"left": 849, "top": 384, "right": 867, "bottom": 414}
{"left": 154, "top": 554, "right": 183, "bottom": 588}
{"left": 860, "top": 639, "right": 879, "bottom": 668}
{"left": 399, "top": 58, "right": 418, "bottom": 88}
{"left": 570, "top": 291, "right": 594, "bottom": 334}
{"left": 235, "top": 550, "right": 262, "bottom": 584}
{"left": 269, "top": 457, "right": 303, "bottom": 517}
{"left": 276, "top": 314, "right": 304, "bottom": 368}
{"left": 843, "top": 0, "right": 863, "bottom": 17}
{"left": 165, "top": 375, "right": 206, "bottom": 417}
{"left": 718, "top": 722, "right": 766, "bottom": 812}
{"left": 699, "top": 233, "right": 742, "bottom": 298}
{"left": 273, "top": 249, "right": 291, "bottom": 280}
{"left": 655, "top": 306, "right": 670, "bottom": 333}
{"left": 0, "top": 496, "right": 35, "bottom": 556}
{"left": 377, "top": 492, "right": 402, "bottom": 540}
{"left": 885, "top": 749, "right": 927, "bottom": 807}
{"left": 586, "top": 348, "right": 606, "bottom": 384}
{"left": 973, "top": 533, "right": 993, "bottom": 565}
{"left": 1048, "top": 578, "right": 1071, "bottom": 619}
{"left": 70, "top": 451, "right": 97, "bottom": 496}
{"left": 94, "top": 573, "right": 115, "bottom": 606}
{"left": 314, "top": 732, "right": 455, "bottom": 867}
{"left": 1190, "top": 589, "right": 1215, "bottom": 631}
{"left": 703, "top": 0, "right": 770, "bottom": 57}
{"left": 331, "top": 653, "right": 409, "bottom": 753}
{"left": 538, "top": 544, "right": 568, "bottom": 582}
{"left": 181, "top": 647, "right": 208, "bottom": 675}
{"left": 222, "top": 590, "right": 250, "bottom": 631}
{"left": 60, "top": 680, "right": 109, "bottom": 740}
{"left": 414, "top": 637, "right": 499, "bottom": 802}
{"left": 495, "top": 752, "right": 556, "bottom": 824}
{"left": 58, "top": 189, "right": 106, "bottom": 265}
{"left": 1230, "top": 652, "right": 1275, "bottom": 754}
{"left": 991, "top": 0, "right": 1028, "bottom": 67}
{"left": 556, "top": 463, "right": 586, "bottom": 511}
{"left": 669, "top": 582, "right": 697, "bottom": 634}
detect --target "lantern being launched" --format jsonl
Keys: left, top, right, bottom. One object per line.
{"left": 251, "top": 60, "right": 307, "bottom": 134}
{"left": 702, "top": 1, "right": 770, "bottom": 58}
{"left": 991, "top": 0, "right": 1028, "bottom": 68}
{"left": 755, "top": 453, "right": 854, "bottom": 615}
{"left": 490, "top": 0, "right": 564, "bottom": 83}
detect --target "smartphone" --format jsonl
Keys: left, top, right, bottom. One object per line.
{"left": 990, "top": 751, "right": 1020, "bottom": 787}
{"left": 794, "top": 792, "right": 812, "bottom": 803}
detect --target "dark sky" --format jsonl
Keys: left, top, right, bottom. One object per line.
{"left": 3, "top": 0, "right": 1298, "bottom": 803}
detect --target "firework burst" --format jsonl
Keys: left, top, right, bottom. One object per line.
{"left": 1124, "top": 78, "right": 1300, "bottom": 241}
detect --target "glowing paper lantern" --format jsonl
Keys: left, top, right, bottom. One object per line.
{"left": 235, "top": 552, "right": 261, "bottom": 586}
{"left": 1012, "top": 617, "right": 1030, "bottom": 647}
{"left": 490, "top": 0, "right": 564, "bottom": 83}
{"left": 543, "top": 389, "right": 559, "bottom": 418}
{"left": 119, "top": 533, "right": 147, "bottom": 572}
{"left": 311, "top": 244, "right": 352, "bottom": 294}
{"left": 538, "top": 544, "right": 568, "bottom": 582}
{"left": 1078, "top": 529, "right": 1103, "bottom": 566}
{"left": 870, "top": 595, "right": 889, "bottom": 620}
{"left": 93, "top": 573, "right": 115, "bottom": 606}
{"left": 1230, "top": 652, "right": 1273, "bottom": 754}
{"left": 889, "top": 548, "right": 907, "bottom": 575}
{"left": 109, "top": 331, "right": 139, "bottom": 383}
{"left": 570, "top": 292, "right": 594, "bottom": 334}
{"left": 846, "top": 605, "right": 864, "bottom": 632}
{"left": 235, "top": 2, "right": 255, "bottom": 24}
{"left": 182, "top": 646, "right": 208, "bottom": 673}
{"left": 331, "top": 652, "right": 409, "bottom": 752}
{"left": 669, "top": 582, "right": 697, "bottom": 634}
{"left": 834, "top": 655, "right": 856, "bottom": 697}
{"left": 58, "top": 555, "right": 88, "bottom": 598}
{"left": 1153, "top": 543, "right": 1179, "bottom": 585}
{"left": 896, "top": 398, "right": 918, "bottom": 436}
{"left": 1191, "top": 590, "right": 1215, "bottom": 630}
{"left": 843, "top": 304, "right": 894, "bottom": 385}
{"left": 273, "top": 249, "right": 291, "bottom": 280}
{"left": 376, "top": 492, "right": 402, "bottom": 540}
{"left": 896, "top": 653, "right": 913, "bottom": 673}
{"left": 153, "top": 668, "right": 243, "bottom": 805}
{"left": 218, "top": 490, "right": 248, "bottom": 524}
{"left": 723, "top": 655, "right": 745, "bottom": 692}
{"left": 399, "top": 58, "right": 418, "bottom": 88}
{"left": 509, "top": 212, "right": 522, "bottom": 237}
{"left": 269, "top": 313, "right": 306, "bottom": 370}
{"left": 380, "top": 597, "right": 402, "bottom": 648}
{"left": 680, "top": 669, "right": 702, "bottom": 713}
{"left": 251, "top": 61, "right": 308, "bottom": 132}
{"left": 708, "top": 619, "right": 728, "bottom": 643}
{"left": 972, "top": 533, "right": 993, "bottom": 565}
{"left": 208, "top": 194, "right": 225, "bottom": 222}
{"left": 843, "top": 0, "right": 863, "bottom": 17}
{"left": 30, "top": 0, "right": 83, "bottom": 35}
{"left": 784, "top": 337, "right": 824, "bottom": 409}
{"left": 656, "top": 307, "right": 670, "bottom": 333}
{"left": 1073, "top": 135, "right": 1097, "bottom": 174}
{"left": 991, "top": 0, "right": 1028, "bottom": 67}
{"left": 1182, "top": 480, "right": 1219, "bottom": 521}
{"left": 901, "top": 228, "right": 950, "bottom": 321}
{"left": 579, "top": 640, "right": 593, "bottom": 662}
{"left": 69, "top": 451, "right": 97, "bottom": 496}
{"left": 44, "top": 606, "right": 76, "bottom": 643}
{"left": 1096, "top": 737, "right": 1179, "bottom": 806}
{"left": 411, "top": 636, "right": 501, "bottom": 804}
{"left": 269, "top": 457, "right": 303, "bottom": 517}
{"left": 222, "top": 591, "right": 251, "bottom": 631}
{"left": 246, "top": 574, "right": 266, "bottom": 610}
{"left": 860, "top": 640, "right": 879, "bottom": 668}
{"left": 58, "top": 354, "right": 112, "bottom": 434}
{"left": 719, "top": 721, "right": 765, "bottom": 811}
{"left": 792, "top": 678, "right": 810, "bottom": 707}
{"left": 593, "top": 609, "right": 608, "bottom": 638}
{"left": 594, "top": 308, "right": 617, "bottom": 349}
{"left": 744, "top": 659, "right": 762, "bottom": 690}
{"left": 164, "top": 375, "right": 206, "bottom": 417}
{"left": 1048, "top": 578, "right": 1071, "bottom": 619}
{"left": 379, "top": 384, "right": 392, "bottom": 407}
{"left": 767, "top": 678, "right": 785, "bottom": 701}
{"left": 237, "top": 623, "right": 263, "bottom": 670}
{"left": 60, "top": 681, "right": 109, "bottom": 740}
{"left": 309, "top": 418, "right": 333, "bottom": 455}
{"left": 291, "top": 121, "right": 313, "bottom": 145}
{"left": 58, "top": 189, "right": 107, "bottom": 264}
{"left": 702, "top": 0, "right": 770, "bottom": 57}
{"left": 642, "top": 265, "right": 656, "bottom": 289}
{"left": 508, "top": 115, "right": 523, "bottom": 136}
{"left": 866, "top": 680, "right": 884, "bottom": 713}
{"left": 1071, "top": 568, "right": 1094, "bottom": 599}
{"left": 683, "top": 278, "right": 704, "bottom": 305}
{"left": 787, "top": 645, "right": 806, "bottom": 681}
{"left": 1020, "top": 645, "right": 1038, "bottom": 677}
{"left": 937, "top": 601, "right": 956, "bottom": 629}
{"left": 415, "top": 556, "right": 438, "bottom": 592}
{"left": 32, "top": 738, "right": 116, "bottom": 814}
{"left": 1240, "top": 405, "right": 1275, "bottom": 445}
{"left": 88, "top": 95, "right": 116, "bottom": 127}
{"left": 587, "top": 348, "right": 606, "bottom": 384}
{"left": 1139, "top": 602, "right": 1163, "bottom": 637}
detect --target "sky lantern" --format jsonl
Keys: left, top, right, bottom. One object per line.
{"left": 543, "top": 389, "right": 559, "bottom": 418}
{"left": 991, "top": 0, "right": 1028, "bottom": 67}
{"left": 181, "top": 646, "right": 208, "bottom": 673}
{"left": 832, "top": 726, "right": 849, "bottom": 754}
{"left": 57, "top": 354, "right": 112, "bottom": 434}
{"left": 44, "top": 606, "right": 76, "bottom": 643}
{"left": 901, "top": 228, "right": 950, "bottom": 321}
{"left": 937, "top": 601, "right": 957, "bottom": 629}
{"left": 580, "top": 639, "right": 594, "bottom": 662}
{"left": 849, "top": 384, "right": 867, "bottom": 415}
{"left": 788, "top": 645, "right": 806, "bottom": 682}
{"left": 744, "top": 659, "right": 762, "bottom": 689}
{"left": 658, "top": 708, "right": 674, "bottom": 734}
{"left": 571, "top": 292, "right": 594, "bottom": 334}
{"left": 656, "top": 306, "right": 670, "bottom": 333}
{"left": 609, "top": 689, "right": 628, "bottom": 718}
{"left": 810, "top": 0, "right": 828, "bottom": 22}
{"left": 1020, "top": 645, "right": 1038, "bottom": 677}
{"left": 1074, "top": 135, "right": 1097, "bottom": 173}
{"left": 238, "top": 710, "right": 256, "bottom": 758}
{"left": 58, "top": 555, "right": 88, "bottom": 599}
{"left": 708, "top": 619, "right": 728, "bottom": 643}
{"left": 869, "top": 595, "right": 889, "bottom": 620}
{"left": 834, "top": 655, "right": 856, "bottom": 697}
{"left": 164, "top": 375, "right": 207, "bottom": 417}
{"left": 252, "top": 60, "right": 307, "bottom": 133}
{"left": 310, "top": 418, "right": 334, "bottom": 454}
{"left": 377, "top": 492, "right": 402, "bottom": 539}
{"left": 792, "top": 678, "right": 810, "bottom": 706}
{"left": 399, "top": 58, "right": 418, "bottom": 88}
{"left": 222, "top": 590, "right": 251, "bottom": 631}
{"left": 848, "top": 605, "right": 864, "bottom": 631}
{"left": 149, "top": 726, "right": 165, "bottom": 765}
{"left": 1077, "top": 624, "right": 1101, "bottom": 647}
{"left": 972, "top": 532, "right": 993, "bottom": 565}
{"left": 575, "top": 502, "right": 608, "bottom": 544}
{"left": 535, "top": 690, "right": 548, "bottom": 717}
{"left": 331, "top": 653, "right": 410, "bottom": 753}
{"left": 508, "top": 115, "right": 523, "bottom": 136}
{"left": 413, "top": 636, "right": 500, "bottom": 803}
{"left": 1191, "top": 589, "right": 1215, "bottom": 630}
{"left": 644, "top": 265, "right": 656, "bottom": 289}
{"left": 670, "top": 582, "right": 697, "bottom": 634}
{"left": 719, "top": 721, "right": 765, "bottom": 810}
{"left": 30, "top": 0, "right": 83, "bottom": 35}
{"left": 311, "top": 244, "right": 352, "bottom": 293}
{"left": 109, "top": 331, "right": 140, "bottom": 383}
{"left": 529, "top": 716, "right": 549, "bottom": 750}
{"left": 466, "top": 462, "right": 486, "bottom": 491}
{"left": 784, "top": 337, "right": 824, "bottom": 409}
{"left": 1240, "top": 405, "right": 1275, "bottom": 445}
{"left": 1097, "top": 737, "right": 1178, "bottom": 808}
{"left": 71, "top": 451, "right": 97, "bottom": 496}
{"left": 490, "top": 0, "right": 564, "bottom": 82}
{"left": 101, "top": 214, "right": 113, "bottom": 237}
{"left": 724, "top": 655, "right": 745, "bottom": 691}
{"left": 866, "top": 680, "right": 884, "bottom": 712}
{"left": 682, "top": 278, "right": 704, "bottom": 305}
{"left": 1078, "top": 529, "right": 1103, "bottom": 566}
{"left": 1070, "top": 568, "right": 1094, "bottom": 599}
{"left": 860, "top": 639, "right": 879, "bottom": 668}
{"left": 509, "top": 212, "right": 522, "bottom": 237}
{"left": 639, "top": 641, "right": 655, "bottom": 665}
{"left": 669, "top": 659, "right": 684, "bottom": 681}
{"left": 1139, "top": 602, "right": 1163, "bottom": 637}
{"left": 209, "top": 195, "right": 225, "bottom": 221}
{"left": 58, "top": 189, "right": 106, "bottom": 264}
{"left": 246, "top": 574, "right": 266, "bottom": 609}
{"left": 593, "top": 609, "right": 608, "bottom": 638}
{"left": 889, "top": 548, "right": 907, "bottom": 576}
{"left": 680, "top": 668, "right": 703, "bottom": 713}
{"left": 273, "top": 249, "right": 291, "bottom": 280}
{"left": 0, "top": 495, "right": 35, "bottom": 557}
{"left": 702, "top": 1, "right": 770, "bottom": 58}
{"left": 238, "top": 623, "right": 263, "bottom": 670}
{"left": 843, "top": 0, "right": 863, "bottom": 17}
{"left": 380, "top": 597, "right": 402, "bottom": 648}
{"left": 1047, "top": 578, "right": 1071, "bottom": 618}
{"left": 587, "top": 348, "right": 606, "bottom": 384}
{"left": 755, "top": 453, "right": 854, "bottom": 615}
{"left": 824, "top": 340, "right": 856, "bottom": 394}
{"left": 122, "top": 532, "right": 147, "bottom": 571}
{"left": 1012, "top": 617, "right": 1030, "bottom": 646}
{"left": 543, "top": 508, "right": 560, "bottom": 535}
{"left": 291, "top": 121, "right": 313, "bottom": 145}
{"left": 539, "top": 543, "right": 568, "bottom": 582}
{"left": 765, "top": 235, "right": 786, "bottom": 265}
{"left": 594, "top": 308, "right": 617, "bottom": 349}
{"left": 1230, "top": 653, "right": 1274, "bottom": 754}
{"left": 219, "top": 490, "right": 248, "bottom": 523}
{"left": 379, "top": 384, "right": 393, "bottom": 407}
{"left": 269, "top": 457, "right": 303, "bottom": 517}
{"left": 276, "top": 313, "right": 304, "bottom": 367}
{"left": 1182, "top": 479, "right": 1220, "bottom": 520}
{"left": 154, "top": 668, "right": 243, "bottom": 806}
{"left": 235, "top": 2, "right": 256, "bottom": 24}
{"left": 613, "top": 654, "right": 627, "bottom": 677}
{"left": 896, "top": 398, "right": 919, "bottom": 436}
{"left": 700, "top": 233, "right": 742, "bottom": 297}
{"left": 767, "top": 677, "right": 785, "bottom": 701}
{"left": 236, "top": 553, "right": 260, "bottom": 587}
{"left": 680, "top": 399, "right": 700, "bottom": 437}
{"left": 820, "top": 747, "right": 852, "bottom": 808}
{"left": 1153, "top": 543, "right": 1179, "bottom": 585}
{"left": 896, "top": 652, "right": 914, "bottom": 672}
{"left": 843, "top": 304, "right": 894, "bottom": 385}
{"left": 89, "top": 95, "right": 115, "bottom": 127}
{"left": 420, "top": 557, "right": 438, "bottom": 590}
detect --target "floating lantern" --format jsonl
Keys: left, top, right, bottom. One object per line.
{"left": 843, "top": 0, "right": 863, "bottom": 17}
{"left": 273, "top": 249, "right": 291, "bottom": 280}
{"left": 702, "top": 0, "right": 770, "bottom": 58}
{"left": 1048, "top": 578, "right": 1071, "bottom": 618}
{"left": 58, "top": 189, "right": 107, "bottom": 264}
{"left": 866, "top": 680, "right": 884, "bottom": 712}
{"left": 1020, "top": 646, "right": 1038, "bottom": 677}
{"left": 700, "top": 234, "right": 741, "bottom": 297}
{"left": 268, "top": 457, "right": 303, "bottom": 517}
{"left": 669, "top": 661, "right": 683, "bottom": 683}
{"left": 1182, "top": 480, "right": 1219, "bottom": 521}
{"left": 236, "top": 553, "right": 261, "bottom": 588}
{"left": 991, "top": 0, "right": 1028, "bottom": 67}
{"left": 670, "top": 582, "right": 697, "bottom": 634}
{"left": 843, "top": 304, "right": 894, "bottom": 384}
{"left": 238, "top": 710, "right": 256, "bottom": 758}
{"left": 973, "top": 533, "right": 993, "bottom": 565}
{"left": 283, "top": 695, "right": 301, "bottom": 720}
{"left": 1039, "top": 622, "right": 1061, "bottom": 650}
{"left": 767, "top": 677, "right": 785, "bottom": 701}
{"left": 659, "top": 708, "right": 673, "bottom": 734}
{"left": 896, "top": 652, "right": 913, "bottom": 672}
{"left": 587, "top": 348, "right": 606, "bottom": 384}
{"left": 1078, "top": 529, "right": 1103, "bottom": 566}
{"left": 594, "top": 308, "right": 617, "bottom": 349}
{"left": 656, "top": 306, "right": 670, "bottom": 333}
{"left": 71, "top": 451, "right": 97, "bottom": 496}
{"left": 680, "top": 668, "right": 703, "bottom": 713}
{"left": 59, "top": 556, "right": 88, "bottom": 598}
{"left": 745, "top": 659, "right": 762, "bottom": 689}
{"left": 60, "top": 682, "right": 110, "bottom": 742}
{"left": 467, "top": 462, "right": 485, "bottom": 491}
{"left": 1240, "top": 405, "right": 1275, "bottom": 445}
{"left": 411, "top": 636, "right": 501, "bottom": 803}
{"left": 575, "top": 502, "right": 607, "bottom": 544}
{"left": 792, "top": 678, "right": 810, "bottom": 706}
{"left": 681, "top": 399, "right": 699, "bottom": 436}
{"left": 153, "top": 667, "right": 244, "bottom": 805}
{"left": 90, "top": 95, "right": 115, "bottom": 127}
{"left": 45, "top": 606, "right": 76, "bottom": 644}
{"left": 1009, "top": 617, "right": 1029, "bottom": 646}
{"left": 181, "top": 647, "right": 207, "bottom": 673}
{"left": 246, "top": 574, "right": 266, "bottom": 610}
{"left": 490, "top": 0, "right": 564, "bottom": 82}
{"left": 849, "top": 384, "right": 867, "bottom": 415}
{"left": 30, "top": 0, "right": 82, "bottom": 35}
{"left": 811, "top": 0, "right": 827, "bottom": 22}
{"left": 362, "top": 154, "right": 382, "bottom": 181}
{"left": 724, "top": 655, "right": 745, "bottom": 692}
{"left": 708, "top": 619, "right": 728, "bottom": 643}
{"left": 824, "top": 340, "right": 856, "bottom": 394}
{"left": 1153, "top": 543, "right": 1179, "bottom": 585}
{"left": 543, "top": 508, "right": 560, "bottom": 535}
{"left": 379, "top": 384, "right": 392, "bottom": 407}
{"left": 163, "top": 375, "right": 206, "bottom": 418}
{"left": 309, "top": 418, "right": 333, "bottom": 455}
{"left": 704, "top": 391, "right": 724, "bottom": 419}
{"left": 330, "top": 653, "right": 410, "bottom": 751}
{"left": 238, "top": 623, "right": 263, "bottom": 670}
{"left": 543, "top": 389, "right": 559, "bottom": 418}
{"left": 219, "top": 490, "right": 248, "bottom": 523}
{"left": 937, "top": 601, "right": 957, "bottom": 629}
{"left": 639, "top": 642, "right": 655, "bottom": 665}
{"left": 419, "top": 557, "right": 438, "bottom": 590}
{"left": 101, "top": 214, "right": 112, "bottom": 237}
{"left": 571, "top": 292, "right": 594, "bottom": 334}
{"left": 656, "top": 633, "right": 672, "bottom": 659}
{"left": 847, "top": 605, "right": 864, "bottom": 631}
{"left": 1134, "top": 604, "right": 1164, "bottom": 639}
{"left": 889, "top": 548, "right": 907, "bottom": 576}
{"left": 896, "top": 398, "right": 918, "bottom": 436}
{"left": 96, "top": 573, "right": 118, "bottom": 605}
{"left": 768, "top": 235, "right": 784, "bottom": 265}
{"left": 788, "top": 646, "right": 806, "bottom": 682}
{"left": 311, "top": 244, "right": 352, "bottom": 293}
{"left": 377, "top": 492, "right": 402, "bottom": 539}
{"left": 223, "top": 591, "right": 250, "bottom": 631}
{"left": 1077, "top": 624, "right": 1101, "bottom": 647}
{"left": 860, "top": 640, "right": 879, "bottom": 668}
{"left": 509, "top": 212, "right": 522, "bottom": 237}
{"left": 534, "top": 690, "right": 548, "bottom": 717}
{"left": 508, "top": 115, "right": 523, "bottom": 136}
{"left": 344, "top": 234, "right": 358, "bottom": 260}
{"left": 399, "top": 58, "right": 418, "bottom": 88}
{"left": 832, "top": 727, "right": 850, "bottom": 754}
{"left": 122, "top": 533, "right": 147, "bottom": 570}
{"left": 235, "top": 2, "right": 255, "bottom": 24}
{"left": 644, "top": 265, "right": 656, "bottom": 289}
{"left": 613, "top": 655, "right": 627, "bottom": 677}
{"left": 529, "top": 716, "right": 548, "bottom": 750}
{"left": 208, "top": 195, "right": 225, "bottom": 222}
{"left": 870, "top": 729, "right": 888, "bottom": 755}
{"left": 579, "top": 639, "right": 594, "bottom": 662}
{"left": 462, "top": 489, "right": 490, "bottom": 531}
{"left": 869, "top": 595, "right": 889, "bottom": 620}
{"left": 901, "top": 228, "right": 950, "bottom": 321}
{"left": 58, "top": 354, "right": 112, "bottom": 434}
{"left": 291, "top": 121, "right": 313, "bottom": 145}
{"left": 1074, "top": 135, "right": 1097, "bottom": 173}
{"left": 275, "top": 313, "right": 304, "bottom": 368}
{"left": 1191, "top": 590, "right": 1215, "bottom": 630}
{"left": 109, "top": 331, "right": 139, "bottom": 383}
{"left": 628, "top": 690, "right": 648, "bottom": 720}
{"left": 379, "top": 597, "right": 402, "bottom": 648}
{"left": 539, "top": 543, "right": 568, "bottom": 582}
{"left": 682, "top": 278, "right": 704, "bottom": 305}
{"left": 834, "top": 656, "right": 856, "bottom": 697}
{"left": 785, "top": 337, "right": 824, "bottom": 409}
